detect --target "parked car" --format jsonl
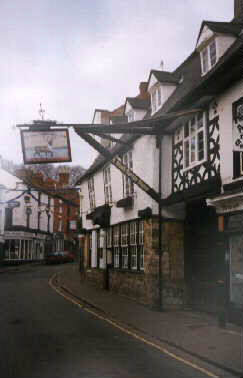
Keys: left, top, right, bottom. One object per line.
{"left": 45, "top": 251, "right": 75, "bottom": 264}
{"left": 63, "top": 251, "right": 75, "bottom": 263}
{"left": 45, "top": 252, "right": 64, "bottom": 264}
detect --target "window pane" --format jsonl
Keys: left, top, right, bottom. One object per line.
{"left": 131, "top": 246, "right": 137, "bottom": 270}
{"left": 184, "top": 122, "right": 189, "bottom": 138}
{"left": 198, "top": 130, "right": 205, "bottom": 161}
{"left": 209, "top": 40, "right": 217, "bottom": 67}
{"left": 184, "top": 140, "right": 190, "bottom": 168}
{"left": 197, "top": 112, "right": 203, "bottom": 129}
{"left": 190, "top": 117, "right": 196, "bottom": 134}
{"left": 202, "top": 48, "right": 209, "bottom": 73}
{"left": 191, "top": 136, "right": 196, "bottom": 162}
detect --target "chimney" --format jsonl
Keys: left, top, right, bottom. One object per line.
{"left": 234, "top": 0, "right": 243, "bottom": 21}
{"left": 139, "top": 82, "right": 149, "bottom": 99}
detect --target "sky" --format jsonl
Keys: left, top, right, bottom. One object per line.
{"left": 0, "top": 0, "right": 233, "bottom": 169}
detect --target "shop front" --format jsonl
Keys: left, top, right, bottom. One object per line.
{"left": 3, "top": 230, "right": 48, "bottom": 264}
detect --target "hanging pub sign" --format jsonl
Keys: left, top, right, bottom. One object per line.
{"left": 232, "top": 97, "right": 243, "bottom": 151}
{"left": 21, "top": 129, "right": 72, "bottom": 164}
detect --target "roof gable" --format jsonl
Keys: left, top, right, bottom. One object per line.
{"left": 147, "top": 70, "right": 179, "bottom": 91}
{"left": 196, "top": 20, "right": 242, "bottom": 49}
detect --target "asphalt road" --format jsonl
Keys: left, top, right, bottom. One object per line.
{"left": 0, "top": 265, "right": 217, "bottom": 378}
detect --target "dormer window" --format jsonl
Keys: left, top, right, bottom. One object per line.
{"left": 151, "top": 86, "right": 162, "bottom": 114}
{"left": 201, "top": 39, "right": 217, "bottom": 75}
{"left": 127, "top": 110, "right": 134, "bottom": 122}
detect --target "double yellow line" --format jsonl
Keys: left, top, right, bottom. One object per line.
{"left": 49, "top": 273, "right": 220, "bottom": 378}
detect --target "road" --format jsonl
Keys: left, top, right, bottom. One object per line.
{"left": 0, "top": 265, "right": 222, "bottom": 378}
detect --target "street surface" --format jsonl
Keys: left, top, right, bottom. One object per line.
{"left": 0, "top": 265, "right": 226, "bottom": 378}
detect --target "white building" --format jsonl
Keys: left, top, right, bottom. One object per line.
{"left": 76, "top": 0, "right": 243, "bottom": 321}
{"left": 0, "top": 159, "right": 54, "bottom": 263}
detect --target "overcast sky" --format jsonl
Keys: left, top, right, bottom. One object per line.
{"left": 0, "top": 0, "right": 233, "bottom": 169}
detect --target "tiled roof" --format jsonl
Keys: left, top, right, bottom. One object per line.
{"left": 76, "top": 21, "right": 243, "bottom": 185}
{"left": 201, "top": 20, "right": 243, "bottom": 38}
{"left": 149, "top": 70, "right": 180, "bottom": 84}
{"left": 110, "top": 115, "right": 128, "bottom": 124}
{"left": 126, "top": 97, "right": 150, "bottom": 110}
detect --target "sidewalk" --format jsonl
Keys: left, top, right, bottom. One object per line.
{"left": 57, "top": 264, "right": 242, "bottom": 376}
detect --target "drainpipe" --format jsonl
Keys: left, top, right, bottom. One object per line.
{"left": 158, "top": 135, "right": 163, "bottom": 311}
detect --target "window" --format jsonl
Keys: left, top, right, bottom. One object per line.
{"left": 88, "top": 177, "right": 96, "bottom": 210}
{"left": 183, "top": 112, "right": 206, "bottom": 169}
{"left": 127, "top": 110, "right": 134, "bottom": 122}
{"left": 110, "top": 220, "right": 144, "bottom": 271}
{"left": 151, "top": 86, "right": 162, "bottom": 114}
{"left": 139, "top": 221, "right": 144, "bottom": 270}
{"left": 113, "top": 225, "right": 120, "bottom": 268}
{"left": 122, "top": 151, "right": 134, "bottom": 197}
{"left": 130, "top": 221, "right": 137, "bottom": 270}
{"left": 103, "top": 166, "right": 112, "bottom": 204}
{"left": 201, "top": 39, "right": 217, "bottom": 75}
{"left": 121, "top": 223, "right": 128, "bottom": 269}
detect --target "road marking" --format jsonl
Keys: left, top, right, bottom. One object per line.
{"left": 49, "top": 273, "right": 219, "bottom": 378}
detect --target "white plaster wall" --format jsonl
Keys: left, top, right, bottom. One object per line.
{"left": 134, "top": 109, "right": 147, "bottom": 121}
{"left": 93, "top": 111, "right": 101, "bottom": 124}
{"left": 216, "top": 35, "right": 236, "bottom": 61}
{"left": 150, "top": 82, "right": 177, "bottom": 116}
{"left": 125, "top": 102, "right": 147, "bottom": 122}
{"left": 91, "top": 230, "right": 97, "bottom": 267}
{"left": 214, "top": 80, "right": 243, "bottom": 186}
{"left": 161, "top": 134, "right": 173, "bottom": 198}
{"left": 196, "top": 25, "right": 214, "bottom": 48}
{"left": 0, "top": 168, "right": 53, "bottom": 233}
{"left": 81, "top": 135, "right": 158, "bottom": 230}
{"left": 148, "top": 73, "right": 158, "bottom": 91}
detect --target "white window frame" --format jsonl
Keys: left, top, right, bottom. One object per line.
{"left": 113, "top": 225, "right": 120, "bottom": 268}
{"left": 130, "top": 221, "right": 137, "bottom": 270}
{"left": 103, "top": 166, "right": 112, "bottom": 204}
{"left": 121, "top": 223, "right": 128, "bottom": 269}
{"left": 139, "top": 221, "right": 144, "bottom": 270}
{"left": 121, "top": 247, "right": 128, "bottom": 269}
{"left": 200, "top": 38, "right": 217, "bottom": 75}
{"left": 122, "top": 151, "right": 134, "bottom": 197}
{"left": 127, "top": 110, "right": 134, "bottom": 122}
{"left": 182, "top": 112, "right": 207, "bottom": 171}
{"left": 88, "top": 177, "right": 96, "bottom": 210}
{"left": 151, "top": 86, "right": 162, "bottom": 114}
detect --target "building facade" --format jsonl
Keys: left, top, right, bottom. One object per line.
{"left": 0, "top": 164, "right": 54, "bottom": 263}
{"left": 76, "top": 1, "right": 243, "bottom": 319}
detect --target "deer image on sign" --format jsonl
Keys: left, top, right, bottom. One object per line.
{"left": 21, "top": 129, "right": 72, "bottom": 164}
